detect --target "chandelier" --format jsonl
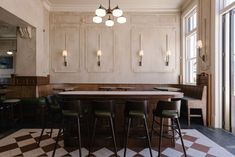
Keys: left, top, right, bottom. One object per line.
{"left": 93, "top": 0, "right": 126, "bottom": 27}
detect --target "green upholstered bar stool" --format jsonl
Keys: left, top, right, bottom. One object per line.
{"left": 150, "top": 100, "right": 187, "bottom": 157}
{"left": 124, "top": 100, "right": 153, "bottom": 157}
{"left": 53, "top": 100, "right": 87, "bottom": 157}
{"left": 89, "top": 100, "right": 117, "bottom": 157}
{"left": 37, "top": 95, "right": 61, "bottom": 146}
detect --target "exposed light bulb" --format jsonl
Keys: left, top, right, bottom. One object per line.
{"left": 117, "top": 16, "right": 126, "bottom": 24}
{"left": 6, "top": 51, "right": 13, "bottom": 55}
{"left": 93, "top": 16, "right": 102, "bottom": 23}
{"left": 197, "top": 40, "right": 203, "bottom": 49}
{"left": 95, "top": 5, "right": 106, "bottom": 17}
{"left": 166, "top": 50, "right": 171, "bottom": 56}
{"left": 62, "top": 50, "right": 68, "bottom": 57}
{"left": 105, "top": 18, "right": 114, "bottom": 27}
{"left": 112, "top": 7, "right": 123, "bottom": 17}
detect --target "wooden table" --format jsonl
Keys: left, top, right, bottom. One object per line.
{"left": 58, "top": 90, "right": 183, "bottom": 148}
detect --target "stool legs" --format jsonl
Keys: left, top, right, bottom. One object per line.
{"left": 38, "top": 127, "right": 45, "bottom": 146}
{"left": 124, "top": 118, "right": 131, "bottom": 157}
{"left": 52, "top": 127, "right": 62, "bottom": 157}
{"left": 89, "top": 117, "right": 97, "bottom": 156}
{"left": 150, "top": 116, "right": 155, "bottom": 141}
{"left": 124, "top": 117, "right": 152, "bottom": 157}
{"left": 143, "top": 116, "right": 153, "bottom": 157}
{"left": 77, "top": 117, "right": 82, "bottom": 157}
{"left": 109, "top": 116, "right": 117, "bottom": 157}
{"left": 89, "top": 117, "right": 117, "bottom": 157}
{"left": 171, "top": 119, "right": 175, "bottom": 146}
{"left": 158, "top": 118, "right": 164, "bottom": 157}
{"left": 176, "top": 118, "right": 187, "bottom": 157}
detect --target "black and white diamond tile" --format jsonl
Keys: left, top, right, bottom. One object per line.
{"left": 0, "top": 129, "right": 234, "bottom": 157}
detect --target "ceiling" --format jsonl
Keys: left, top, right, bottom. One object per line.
{"left": 46, "top": 0, "right": 189, "bottom": 12}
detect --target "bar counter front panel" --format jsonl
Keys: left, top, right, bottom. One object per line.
{"left": 58, "top": 91, "right": 183, "bottom": 148}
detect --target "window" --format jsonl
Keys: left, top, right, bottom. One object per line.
{"left": 184, "top": 9, "right": 197, "bottom": 84}
{"left": 224, "top": 0, "right": 235, "bottom": 7}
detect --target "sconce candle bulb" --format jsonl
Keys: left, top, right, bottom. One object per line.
{"left": 97, "top": 50, "right": 102, "bottom": 66}
{"left": 165, "top": 34, "right": 171, "bottom": 66}
{"left": 139, "top": 50, "right": 144, "bottom": 66}
{"left": 197, "top": 40, "right": 205, "bottom": 61}
{"left": 62, "top": 50, "right": 68, "bottom": 66}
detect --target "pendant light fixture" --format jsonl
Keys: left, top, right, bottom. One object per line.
{"left": 93, "top": 0, "right": 126, "bottom": 27}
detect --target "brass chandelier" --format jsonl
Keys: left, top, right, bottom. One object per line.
{"left": 93, "top": 0, "right": 126, "bottom": 27}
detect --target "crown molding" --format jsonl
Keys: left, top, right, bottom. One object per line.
{"left": 42, "top": 0, "right": 51, "bottom": 11}
{"left": 48, "top": 4, "right": 181, "bottom": 13}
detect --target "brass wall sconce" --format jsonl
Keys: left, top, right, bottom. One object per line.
{"left": 165, "top": 34, "right": 171, "bottom": 66}
{"left": 97, "top": 50, "right": 102, "bottom": 66}
{"left": 197, "top": 40, "right": 205, "bottom": 61}
{"left": 62, "top": 33, "right": 68, "bottom": 66}
{"left": 97, "top": 34, "right": 102, "bottom": 66}
{"left": 165, "top": 50, "right": 171, "bottom": 66}
{"left": 62, "top": 50, "right": 68, "bottom": 66}
{"left": 139, "top": 50, "right": 144, "bottom": 66}
{"left": 138, "top": 34, "right": 144, "bottom": 66}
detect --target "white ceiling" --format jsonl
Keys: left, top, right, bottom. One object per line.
{"left": 45, "top": 0, "right": 189, "bottom": 12}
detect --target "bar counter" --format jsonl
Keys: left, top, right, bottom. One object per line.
{"left": 58, "top": 90, "right": 184, "bottom": 148}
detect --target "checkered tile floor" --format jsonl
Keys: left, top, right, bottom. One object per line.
{"left": 0, "top": 129, "right": 234, "bottom": 157}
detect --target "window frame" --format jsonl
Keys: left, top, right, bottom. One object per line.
{"left": 183, "top": 8, "right": 198, "bottom": 85}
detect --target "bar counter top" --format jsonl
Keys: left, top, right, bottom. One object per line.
{"left": 59, "top": 90, "right": 183, "bottom": 98}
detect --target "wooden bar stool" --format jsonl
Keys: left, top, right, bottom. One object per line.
{"left": 89, "top": 100, "right": 117, "bottom": 157}
{"left": 150, "top": 100, "right": 187, "bottom": 157}
{"left": 124, "top": 100, "right": 153, "bottom": 157}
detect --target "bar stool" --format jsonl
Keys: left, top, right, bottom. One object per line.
{"left": 89, "top": 100, "right": 117, "bottom": 157}
{"left": 124, "top": 100, "right": 152, "bottom": 157}
{"left": 53, "top": 99, "right": 86, "bottom": 157}
{"left": 3, "top": 99, "right": 21, "bottom": 128}
{"left": 37, "top": 95, "right": 61, "bottom": 146}
{"left": 150, "top": 100, "right": 187, "bottom": 157}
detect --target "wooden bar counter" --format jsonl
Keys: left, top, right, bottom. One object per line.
{"left": 58, "top": 91, "right": 183, "bottom": 148}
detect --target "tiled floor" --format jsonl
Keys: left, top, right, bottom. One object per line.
{"left": 0, "top": 129, "right": 234, "bottom": 157}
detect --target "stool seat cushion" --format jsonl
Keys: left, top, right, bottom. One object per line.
{"left": 51, "top": 105, "right": 60, "bottom": 110}
{"left": 94, "top": 110, "right": 112, "bottom": 117}
{"left": 129, "top": 110, "right": 145, "bottom": 118}
{"left": 62, "top": 110, "right": 79, "bottom": 117}
{"left": 162, "top": 110, "right": 179, "bottom": 118}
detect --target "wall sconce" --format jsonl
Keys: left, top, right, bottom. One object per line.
{"left": 165, "top": 50, "right": 171, "bottom": 66}
{"left": 165, "top": 34, "right": 171, "bottom": 66}
{"left": 96, "top": 34, "right": 102, "bottom": 66}
{"left": 62, "top": 33, "right": 68, "bottom": 66}
{"left": 139, "top": 34, "right": 144, "bottom": 66}
{"left": 197, "top": 40, "right": 205, "bottom": 61}
{"left": 139, "top": 50, "right": 144, "bottom": 66}
{"left": 62, "top": 50, "right": 68, "bottom": 66}
{"left": 97, "top": 50, "right": 102, "bottom": 66}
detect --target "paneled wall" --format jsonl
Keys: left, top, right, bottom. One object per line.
{"left": 50, "top": 12, "right": 180, "bottom": 84}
